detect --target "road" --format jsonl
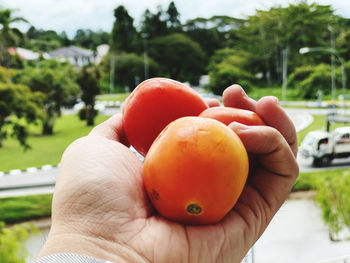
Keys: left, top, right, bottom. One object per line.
{"left": 0, "top": 106, "right": 349, "bottom": 197}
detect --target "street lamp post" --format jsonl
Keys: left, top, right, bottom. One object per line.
{"left": 141, "top": 33, "right": 149, "bottom": 80}
{"left": 299, "top": 47, "right": 347, "bottom": 109}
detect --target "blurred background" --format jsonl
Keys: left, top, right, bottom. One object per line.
{"left": 1, "top": 1, "right": 350, "bottom": 262}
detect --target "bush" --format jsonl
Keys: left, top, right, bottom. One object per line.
{"left": 208, "top": 57, "right": 254, "bottom": 95}
{"left": 101, "top": 52, "right": 158, "bottom": 92}
{"left": 292, "top": 172, "right": 318, "bottom": 192}
{"left": 0, "top": 222, "right": 38, "bottom": 263}
{"left": 207, "top": 49, "right": 256, "bottom": 95}
{"left": 315, "top": 171, "right": 350, "bottom": 240}
{"left": 78, "top": 107, "right": 98, "bottom": 121}
{"left": 288, "top": 64, "right": 343, "bottom": 99}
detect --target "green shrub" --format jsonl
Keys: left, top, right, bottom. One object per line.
{"left": 292, "top": 172, "right": 319, "bottom": 191}
{"left": 315, "top": 171, "right": 350, "bottom": 239}
{"left": 0, "top": 222, "right": 38, "bottom": 263}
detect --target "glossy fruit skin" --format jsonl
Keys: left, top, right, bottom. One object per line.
{"left": 143, "top": 117, "right": 249, "bottom": 225}
{"left": 199, "top": 106, "right": 265, "bottom": 126}
{"left": 122, "top": 78, "right": 208, "bottom": 156}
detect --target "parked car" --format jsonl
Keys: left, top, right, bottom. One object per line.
{"left": 299, "top": 127, "right": 350, "bottom": 167}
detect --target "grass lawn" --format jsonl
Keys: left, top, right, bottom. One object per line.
{"left": 0, "top": 194, "right": 52, "bottom": 224}
{"left": 0, "top": 114, "right": 109, "bottom": 172}
{"left": 293, "top": 168, "right": 349, "bottom": 192}
{"left": 248, "top": 86, "right": 300, "bottom": 101}
{"left": 297, "top": 114, "right": 350, "bottom": 145}
{"left": 97, "top": 93, "right": 130, "bottom": 102}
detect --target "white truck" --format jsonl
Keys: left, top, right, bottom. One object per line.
{"left": 299, "top": 127, "right": 350, "bottom": 167}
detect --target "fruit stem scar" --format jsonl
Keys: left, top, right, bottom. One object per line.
{"left": 186, "top": 203, "right": 202, "bottom": 215}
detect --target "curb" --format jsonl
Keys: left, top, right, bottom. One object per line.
{"left": 0, "top": 164, "right": 60, "bottom": 176}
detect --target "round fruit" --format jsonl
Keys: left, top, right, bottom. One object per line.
{"left": 122, "top": 78, "right": 208, "bottom": 156}
{"left": 199, "top": 106, "right": 265, "bottom": 126}
{"left": 143, "top": 116, "right": 249, "bottom": 225}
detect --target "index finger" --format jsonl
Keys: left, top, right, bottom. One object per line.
{"left": 89, "top": 113, "right": 130, "bottom": 146}
{"left": 256, "top": 97, "right": 298, "bottom": 157}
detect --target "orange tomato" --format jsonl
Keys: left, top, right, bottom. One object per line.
{"left": 143, "top": 116, "right": 249, "bottom": 225}
{"left": 123, "top": 78, "right": 208, "bottom": 156}
{"left": 199, "top": 106, "right": 265, "bottom": 126}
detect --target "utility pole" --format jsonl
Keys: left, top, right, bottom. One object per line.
{"left": 282, "top": 48, "right": 288, "bottom": 103}
{"left": 329, "top": 25, "right": 336, "bottom": 104}
{"left": 142, "top": 33, "right": 149, "bottom": 80}
{"left": 110, "top": 54, "right": 115, "bottom": 94}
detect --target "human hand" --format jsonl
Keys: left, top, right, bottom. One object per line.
{"left": 39, "top": 85, "right": 298, "bottom": 263}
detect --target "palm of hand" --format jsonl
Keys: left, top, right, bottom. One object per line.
{"left": 52, "top": 133, "right": 251, "bottom": 263}
{"left": 45, "top": 86, "right": 298, "bottom": 263}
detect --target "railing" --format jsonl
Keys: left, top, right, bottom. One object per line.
{"left": 316, "top": 254, "right": 350, "bottom": 263}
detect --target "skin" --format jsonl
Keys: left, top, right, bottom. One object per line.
{"left": 39, "top": 84, "right": 299, "bottom": 263}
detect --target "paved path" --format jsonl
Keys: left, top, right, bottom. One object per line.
{"left": 0, "top": 168, "right": 57, "bottom": 197}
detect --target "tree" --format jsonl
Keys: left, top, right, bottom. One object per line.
{"left": 73, "top": 29, "right": 110, "bottom": 50}
{"left": 0, "top": 8, "right": 28, "bottom": 66}
{"left": 25, "top": 27, "right": 62, "bottom": 52}
{"left": 77, "top": 66, "right": 101, "bottom": 126}
{"left": 110, "top": 6, "right": 137, "bottom": 53}
{"left": 234, "top": 2, "right": 335, "bottom": 85}
{"left": 148, "top": 33, "right": 205, "bottom": 84}
{"left": 207, "top": 49, "right": 255, "bottom": 95}
{"left": 166, "top": 1, "right": 181, "bottom": 29}
{"left": 287, "top": 64, "right": 342, "bottom": 99}
{"left": 14, "top": 60, "right": 80, "bottom": 135}
{"left": 183, "top": 16, "right": 244, "bottom": 69}
{"left": 101, "top": 52, "right": 158, "bottom": 92}
{"left": 0, "top": 67, "right": 43, "bottom": 148}
{"left": 141, "top": 7, "right": 168, "bottom": 39}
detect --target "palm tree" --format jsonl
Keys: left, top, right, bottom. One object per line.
{"left": 0, "top": 8, "right": 28, "bottom": 66}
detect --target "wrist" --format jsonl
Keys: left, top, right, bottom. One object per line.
{"left": 39, "top": 230, "right": 148, "bottom": 263}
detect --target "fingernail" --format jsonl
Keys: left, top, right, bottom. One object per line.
{"left": 270, "top": 96, "right": 279, "bottom": 105}
{"left": 229, "top": 122, "right": 250, "bottom": 132}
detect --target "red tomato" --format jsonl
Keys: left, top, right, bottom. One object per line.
{"left": 143, "top": 116, "right": 249, "bottom": 225}
{"left": 123, "top": 78, "right": 208, "bottom": 156}
{"left": 199, "top": 106, "right": 265, "bottom": 126}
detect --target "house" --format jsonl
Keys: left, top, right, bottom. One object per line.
{"left": 48, "top": 46, "right": 96, "bottom": 67}
{"left": 7, "top": 47, "right": 50, "bottom": 60}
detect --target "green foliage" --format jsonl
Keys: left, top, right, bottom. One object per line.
{"left": 0, "top": 194, "right": 52, "bottom": 223}
{"left": 77, "top": 66, "right": 101, "bottom": 125}
{"left": 233, "top": 2, "right": 335, "bottom": 85}
{"left": 288, "top": 64, "right": 344, "bottom": 99}
{"left": 0, "top": 8, "right": 28, "bottom": 67}
{"left": 25, "top": 26, "right": 65, "bottom": 51}
{"left": 166, "top": 1, "right": 181, "bottom": 29}
{"left": 207, "top": 49, "right": 255, "bottom": 95}
{"left": 111, "top": 6, "right": 137, "bottom": 53}
{"left": 0, "top": 222, "right": 38, "bottom": 263}
{"left": 14, "top": 59, "right": 80, "bottom": 135}
{"left": 316, "top": 171, "right": 350, "bottom": 238}
{"left": 73, "top": 29, "right": 109, "bottom": 50}
{"left": 78, "top": 107, "right": 98, "bottom": 124}
{"left": 0, "top": 67, "right": 44, "bottom": 148}
{"left": 149, "top": 33, "right": 205, "bottom": 83}
{"left": 141, "top": 8, "right": 168, "bottom": 39}
{"left": 0, "top": 114, "right": 109, "bottom": 171}
{"left": 101, "top": 52, "right": 158, "bottom": 91}
{"left": 292, "top": 172, "right": 319, "bottom": 192}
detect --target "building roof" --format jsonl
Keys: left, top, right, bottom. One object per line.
{"left": 8, "top": 47, "right": 50, "bottom": 60}
{"left": 48, "top": 46, "right": 94, "bottom": 58}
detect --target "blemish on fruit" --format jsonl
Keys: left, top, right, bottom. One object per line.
{"left": 151, "top": 189, "right": 160, "bottom": 201}
{"left": 186, "top": 203, "right": 202, "bottom": 215}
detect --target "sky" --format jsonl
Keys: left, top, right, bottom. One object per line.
{"left": 1, "top": 0, "right": 350, "bottom": 37}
